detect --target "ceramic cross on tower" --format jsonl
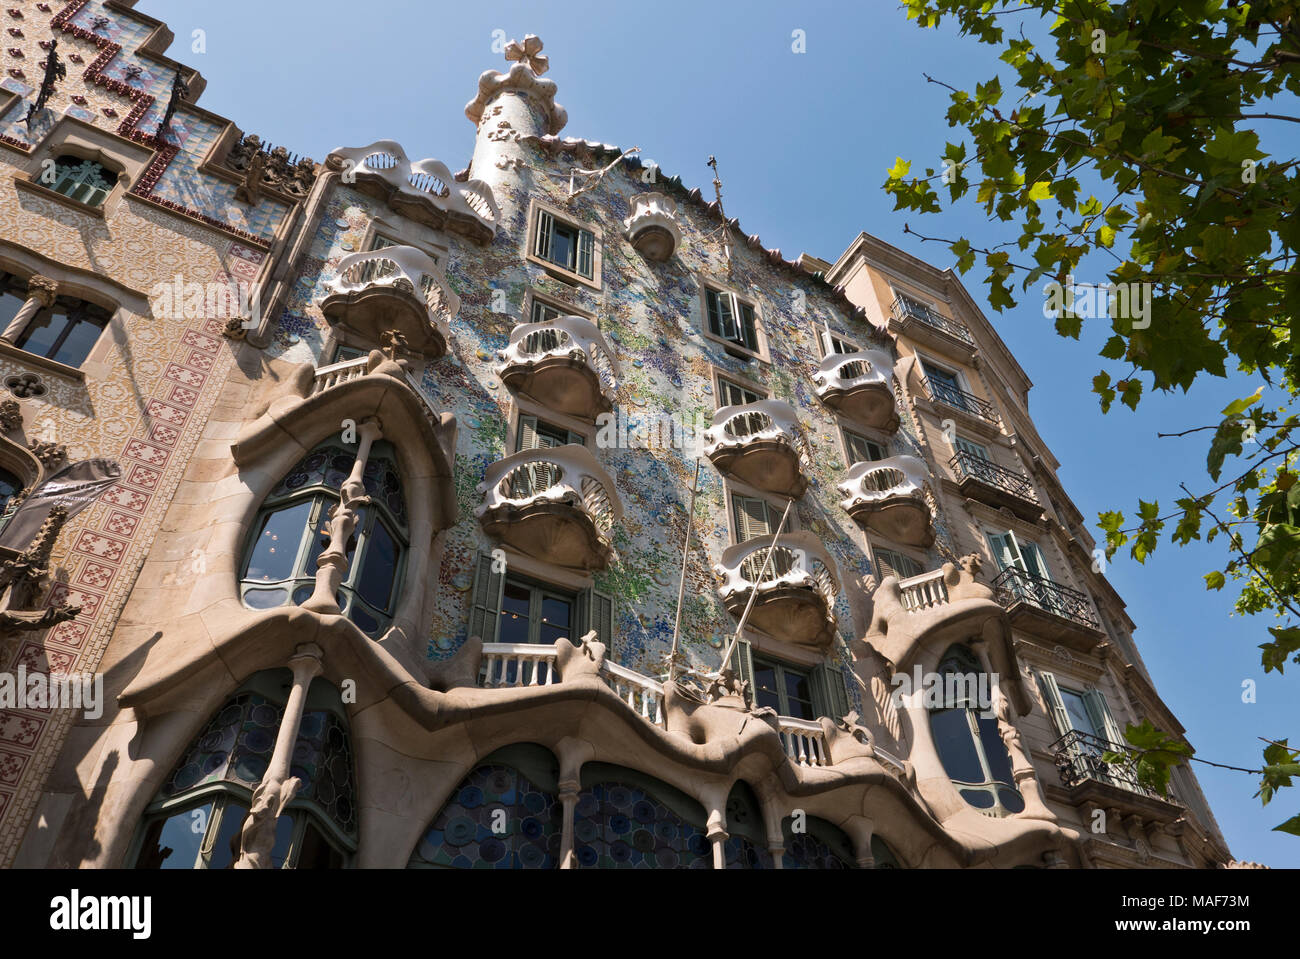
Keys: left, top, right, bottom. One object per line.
{"left": 504, "top": 34, "right": 548, "bottom": 75}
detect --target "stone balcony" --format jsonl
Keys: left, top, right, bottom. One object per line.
{"left": 990, "top": 567, "right": 1104, "bottom": 651}
{"left": 327, "top": 139, "right": 499, "bottom": 243}
{"left": 924, "top": 377, "right": 1001, "bottom": 432}
{"left": 838, "top": 454, "right": 934, "bottom": 548}
{"left": 475, "top": 444, "right": 622, "bottom": 572}
{"left": 949, "top": 450, "right": 1041, "bottom": 522}
{"left": 320, "top": 246, "right": 458, "bottom": 358}
{"left": 812, "top": 348, "right": 899, "bottom": 433}
{"left": 714, "top": 531, "right": 840, "bottom": 651}
{"left": 704, "top": 399, "right": 810, "bottom": 498}
{"left": 623, "top": 192, "right": 681, "bottom": 261}
{"left": 497, "top": 316, "right": 618, "bottom": 421}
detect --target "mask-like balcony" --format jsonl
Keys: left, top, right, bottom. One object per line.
{"left": 320, "top": 246, "right": 458, "bottom": 359}
{"left": 497, "top": 316, "right": 618, "bottom": 422}
{"left": 704, "top": 400, "right": 810, "bottom": 498}
{"left": 838, "top": 455, "right": 934, "bottom": 548}
{"left": 714, "top": 531, "right": 840, "bottom": 651}
{"left": 949, "top": 451, "right": 1041, "bottom": 522}
{"left": 991, "top": 567, "right": 1104, "bottom": 650}
{"left": 476, "top": 444, "right": 622, "bottom": 572}
{"left": 812, "top": 349, "right": 899, "bottom": 433}
{"left": 889, "top": 295, "right": 974, "bottom": 354}
{"left": 1051, "top": 730, "right": 1184, "bottom": 822}
{"left": 623, "top": 193, "right": 682, "bottom": 261}
{"left": 327, "top": 140, "right": 499, "bottom": 243}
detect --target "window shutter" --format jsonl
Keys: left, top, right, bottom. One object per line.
{"left": 1020, "top": 541, "right": 1050, "bottom": 581}
{"left": 955, "top": 436, "right": 989, "bottom": 461}
{"left": 738, "top": 302, "right": 758, "bottom": 350}
{"left": 873, "top": 548, "right": 920, "bottom": 582}
{"left": 1083, "top": 688, "right": 1126, "bottom": 747}
{"left": 986, "top": 532, "right": 1020, "bottom": 572}
{"left": 535, "top": 210, "right": 553, "bottom": 260}
{"left": 810, "top": 661, "right": 850, "bottom": 721}
{"left": 467, "top": 552, "right": 505, "bottom": 643}
{"left": 732, "top": 495, "right": 772, "bottom": 542}
{"left": 581, "top": 588, "right": 615, "bottom": 658}
{"left": 728, "top": 637, "right": 754, "bottom": 703}
{"left": 516, "top": 415, "right": 539, "bottom": 452}
{"left": 717, "top": 292, "right": 739, "bottom": 341}
{"left": 1035, "top": 671, "right": 1073, "bottom": 738}
{"left": 576, "top": 229, "right": 594, "bottom": 279}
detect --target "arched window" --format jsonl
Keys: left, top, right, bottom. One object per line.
{"left": 573, "top": 763, "right": 711, "bottom": 869}
{"left": 241, "top": 440, "right": 408, "bottom": 636}
{"left": 0, "top": 467, "right": 23, "bottom": 521}
{"left": 49, "top": 155, "right": 114, "bottom": 207}
{"left": 132, "top": 670, "right": 356, "bottom": 869}
{"left": 782, "top": 814, "right": 856, "bottom": 868}
{"left": 928, "top": 644, "right": 1025, "bottom": 817}
{"left": 724, "top": 780, "right": 773, "bottom": 868}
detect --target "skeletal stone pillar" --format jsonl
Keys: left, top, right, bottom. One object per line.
{"left": 302, "top": 416, "right": 382, "bottom": 614}
{"left": 1, "top": 275, "right": 58, "bottom": 343}
{"left": 234, "top": 643, "right": 323, "bottom": 868}
{"left": 707, "top": 808, "right": 728, "bottom": 869}
{"left": 557, "top": 778, "right": 579, "bottom": 869}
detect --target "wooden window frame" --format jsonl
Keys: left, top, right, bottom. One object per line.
{"left": 525, "top": 199, "right": 603, "bottom": 290}
{"left": 699, "top": 281, "right": 770, "bottom": 363}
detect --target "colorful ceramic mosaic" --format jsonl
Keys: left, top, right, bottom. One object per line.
{"left": 408, "top": 763, "right": 563, "bottom": 869}
{"left": 573, "top": 780, "right": 710, "bottom": 869}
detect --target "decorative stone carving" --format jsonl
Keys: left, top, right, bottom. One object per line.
{"left": 226, "top": 133, "right": 318, "bottom": 201}
{"left": 1, "top": 274, "right": 58, "bottom": 344}
{"left": 0, "top": 398, "right": 21, "bottom": 433}
{"left": 426, "top": 636, "right": 483, "bottom": 692}
{"left": 26, "top": 439, "right": 65, "bottom": 468}
{"left": 221, "top": 316, "right": 248, "bottom": 340}
{"left": 554, "top": 631, "right": 605, "bottom": 680}
{"left": 0, "top": 503, "right": 80, "bottom": 631}
{"left": 504, "top": 34, "right": 549, "bottom": 75}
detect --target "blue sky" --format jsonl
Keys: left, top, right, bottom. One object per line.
{"left": 146, "top": 0, "right": 1299, "bottom": 866}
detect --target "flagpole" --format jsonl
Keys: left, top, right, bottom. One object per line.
{"left": 667, "top": 458, "right": 701, "bottom": 682}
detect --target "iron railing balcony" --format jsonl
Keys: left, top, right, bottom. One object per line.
{"left": 924, "top": 377, "right": 999, "bottom": 425}
{"left": 949, "top": 450, "right": 1041, "bottom": 521}
{"left": 992, "top": 567, "right": 1101, "bottom": 637}
{"left": 890, "top": 296, "right": 974, "bottom": 346}
{"left": 1051, "top": 729, "right": 1180, "bottom": 805}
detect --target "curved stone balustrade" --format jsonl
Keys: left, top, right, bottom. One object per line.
{"left": 475, "top": 443, "right": 622, "bottom": 571}
{"left": 714, "top": 530, "right": 840, "bottom": 650}
{"left": 327, "top": 139, "right": 499, "bottom": 243}
{"left": 778, "top": 716, "right": 831, "bottom": 767}
{"left": 623, "top": 192, "right": 682, "bottom": 261}
{"left": 320, "top": 245, "right": 458, "bottom": 358}
{"left": 497, "top": 316, "right": 619, "bottom": 421}
{"left": 704, "top": 399, "right": 810, "bottom": 498}
{"left": 838, "top": 454, "right": 934, "bottom": 547}
{"left": 812, "top": 348, "right": 899, "bottom": 432}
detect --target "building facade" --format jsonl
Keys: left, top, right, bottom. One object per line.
{"left": 0, "top": 1, "right": 1231, "bottom": 868}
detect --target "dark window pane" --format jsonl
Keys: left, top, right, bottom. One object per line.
{"left": 783, "top": 671, "right": 814, "bottom": 720}
{"left": 538, "top": 595, "right": 572, "bottom": 644}
{"left": 207, "top": 802, "right": 249, "bottom": 869}
{"left": 355, "top": 520, "right": 398, "bottom": 611}
{"left": 271, "top": 814, "right": 295, "bottom": 869}
{"left": 753, "top": 663, "right": 780, "bottom": 712}
{"left": 930, "top": 709, "right": 984, "bottom": 784}
{"left": 15, "top": 308, "right": 70, "bottom": 359}
{"left": 549, "top": 223, "right": 576, "bottom": 269}
{"left": 977, "top": 713, "right": 1015, "bottom": 784}
{"left": 0, "top": 286, "right": 25, "bottom": 333}
{"left": 295, "top": 820, "right": 344, "bottom": 869}
{"left": 135, "top": 802, "right": 213, "bottom": 869}
{"left": 245, "top": 501, "right": 312, "bottom": 583}
{"left": 499, "top": 582, "right": 532, "bottom": 645}
{"left": 50, "top": 312, "right": 106, "bottom": 367}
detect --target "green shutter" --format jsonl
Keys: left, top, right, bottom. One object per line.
{"left": 873, "top": 547, "right": 920, "bottom": 582}
{"left": 732, "top": 495, "right": 772, "bottom": 543}
{"left": 738, "top": 302, "right": 758, "bottom": 350}
{"left": 1035, "top": 670, "right": 1072, "bottom": 738}
{"left": 579, "top": 588, "right": 615, "bottom": 658}
{"left": 1020, "top": 541, "right": 1050, "bottom": 581}
{"left": 535, "top": 210, "right": 553, "bottom": 260}
{"left": 516, "top": 415, "right": 539, "bottom": 452}
{"left": 728, "top": 637, "right": 754, "bottom": 704}
{"left": 811, "top": 661, "right": 850, "bottom": 721}
{"left": 955, "top": 436, "right": 989, "bottom": 461}
{"left": 467, "top": 552, "right": 505, "bottom": 643}
{"left": 1083, "top": 688, "right": 1126, "bottom": 746}
{"left": 576, "top": 228, "right": 594, "bottom": 279}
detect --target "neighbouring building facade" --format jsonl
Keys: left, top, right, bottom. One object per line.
{"left": 0, "top": 1, "right": 1234, "bottom": 869}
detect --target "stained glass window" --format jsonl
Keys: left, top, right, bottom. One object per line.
{"left": 781, "top": 815, "right": 856, "bottom": 869}
{"left": 135, "top": 672, "right": 355, "bottom": 869}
